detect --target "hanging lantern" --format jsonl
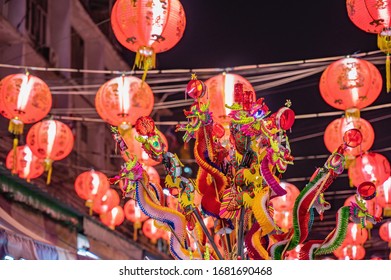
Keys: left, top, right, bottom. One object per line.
{"left": 5, "top": 145, "right": 44, "bottom": 181}
{"left": 142, "top": 218, "right": 164, "bottom": 244}
{"left": 364, "top": 0, "right": 391, "bottom": 92}
{"left": 201, "top": 73, "right": 255, "bottom": 125}
{"left": 345, "top": 223, "right": 368, "bottom": 245}
{"left": 143, "top": 165, "right": 161, "bottom": 185}
{"left": 110, "top": 0, "right": 186, "bottom": 80}
{"left": 26, "top": 120, "right": 74, "bottom": 184}
{"left": 271, "top": 182, "right": 300, "bottom": 212}
{"left": 273, "top": 209, "right": 293, "bottom": 231}
{"left": 346, "top": 0, "right": 391, "bottom": 92}
{"left": 319, "top": 57, "right": 382, "bottom": 119}
{"left": 121, "top": 127, "right": 168, "bottom": 166}
{"left": 377, "top": 177, "right": 391, "bottom": 211}
{"left": 0, "top": 73, "right": 52, "bottom": 169}
{"left": 348, "top": 152, "right": 391, "bottom": 187}
{"left": 74, "top": 170, "right": 110, "bottom": 215}
{"left": 124, "top": 199, "right": 148, "bottom": 240}
{"left": 324, "top": 117, "right": 374, "bottom": 156}
{"left": 95, "top": 75, "right": 154, "bottom": 135}
{"left": 100, "top": 205, "right": 125, "bottom": 230}
{"left": 339, "top": 244, "right": 366, "bottom": 260}
{"left": 92, "top": 188, "right": 120, "bottom": 215}
{"left": 285, "top": 245, "right": 303, "bottom": 260}
{"left": 346, "top": 0, "right": 385, "bottom": 34}
{"left": 378, "top": 221, "right": 391, "bottom": 245}
{"left": 0, "top": 73, "right": 52, "bottom": 136}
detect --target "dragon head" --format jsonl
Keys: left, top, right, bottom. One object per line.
{"left": 176, "top": 101, "right": 213, "bottom": 142}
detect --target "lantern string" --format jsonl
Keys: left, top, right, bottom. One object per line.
{"left": 48, "top": 103, "right": 391, "bottom": 126}
{"left": 0, "top": 49, "right": 384, "bottom": 76}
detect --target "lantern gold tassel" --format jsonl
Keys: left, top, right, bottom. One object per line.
{"left": 378, "top": 28, "right": 391, "bottom": 92}
{"left": 8, "top": 117, "right": 24, "bottom": 135}
{"left": 133, "top": 46, "right": 156, "bottom": 81}
{"left": 44, "top": 158, "right": 53, "bottom": 185}
{"left": 85, "top": 200, "right": 93, "bottom": 216}
{"left": 133, "top": 222, "right": 141, "bottom": 241}
{"left": 11, "top": 136, "right": 18, "bottom": 174}
{"left": 387, "top": 54, "right": 391, "bottom": 93}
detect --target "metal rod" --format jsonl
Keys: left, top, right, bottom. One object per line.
{"left": 191, "top": 208, "right": 224, "bottom": 260}
{"left": 237, "top": 208, "right": 246, "bottom": 259}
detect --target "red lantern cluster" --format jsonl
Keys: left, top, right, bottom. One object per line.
{"left": 93, "top": 188, "right": 120, "bottom": 215}
{"left": 26, "top": 119, "right": 74, "bottom": 184}
{"left": 142, "top": 218, "right": 164, "bottom": 244}
{"left": 5, "top": 145, "right": 44, "bottom": 181}
{"left": 124, "top": 199, "right": 148, "bottom": 240}
{"left": 100, "top": 205, "right": 125, "bottom": 230}
{"left": 74, "top": 170, "right": 110, "bottom": 214}
{"left": 348, "top": 152, "right": 391, "bottom": 188}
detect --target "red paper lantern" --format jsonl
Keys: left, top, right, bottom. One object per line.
{"left": 348, "top": 152, "right": 391, "bottom": 187}
{"left": 26, "top": 120, "right": 74, "bottom": 184}
{"left": 142, "top": 218, "right": 164, "bottom": 244}
{"left": 324, "top": 117, "right": 374, "bottom": 156}
{"left": 379, "top": 221, "right": 391, "bottom": 243}
{"left": 143, "top": 165, "right": 161, "bottom": 185}
{"left": 124, "top": 199, "right": 148, "bottom": 224}
{"left": 121, "top": 128, "right": 168, "bottom": 166}
{"left": 345, "top": 223, "right": 368, "bottom": 245}
{"left": 92, "top": 188, "right": 120, "bottom": 215}
{"left": 377, "top": 177, "right": 391, "bottom": 208}
{"left": 110, "top": 0, "right": 186, "bottom": 78}
{"left": 95, "top": 76, "right": 154, "bottom": 134}
{"left": 346, "top": 0, "right": 386, "bottom": 33}
{"left": 100, "top": 205, "right": 125, "bottom": 230}
{"left": 0, "top": 73, "right": 52, "bottom": 136}
{"left": 319, "top": 57, "right": 382, "bottom": 115}
{"left": 201, "top": 73, "right": 255, "bottom": 125}
{"left": 346, "top": 1, "right": 391, "bottom": 92}
{"left": 74, "top": 170, "right": 110, "bottom": 214}
{"left": 338, "top": 244, "right": 366, "bottom": 260}
{"left": 271, "top": 182, "right": 300, "bottom": 212}
{"left": 285, "top": 245, "right": 302, "bottom": 260}
{"left": 273, "top": 209, "right": 293, "bottom": 231}
{"left": 5, "top": 145, "right": 44, "bottom": 181}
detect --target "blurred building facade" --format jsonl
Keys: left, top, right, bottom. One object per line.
{"left": 0, "top": 0, "right": 169, "bottom": 260}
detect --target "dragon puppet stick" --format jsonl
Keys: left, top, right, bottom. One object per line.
{"left": 133, "top": 115, "right": 225, "bottom": 259}
{"left": 110, "top": 124, "right": 191, "bottom": 253}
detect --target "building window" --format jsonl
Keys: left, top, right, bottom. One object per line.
{"left": 71, "top": 27, "right": 84, "bottom": 79}
{"left": 81, "top": 123, "right": 88, "bottom": 143}
{"left": 25, "top": 0, "right": 48, "bottom": 49}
